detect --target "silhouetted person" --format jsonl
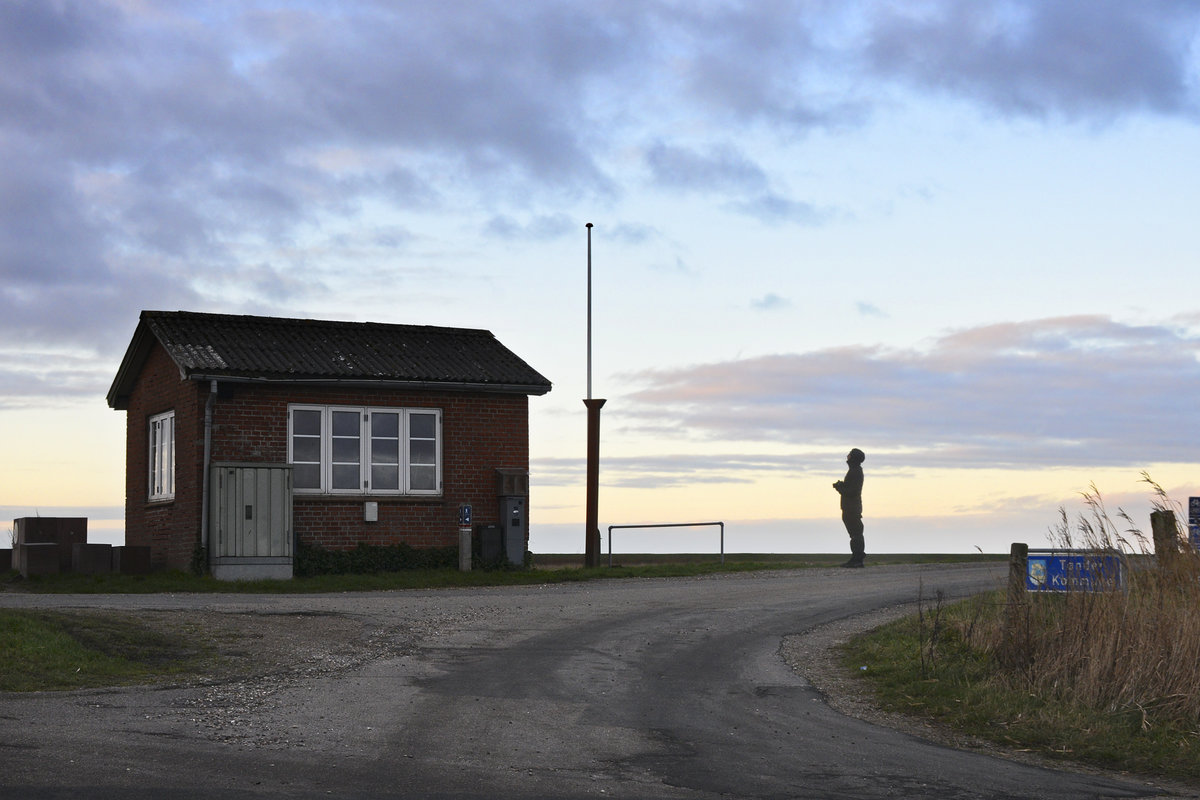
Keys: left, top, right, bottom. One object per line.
{"left": 833, "top": 448, "right": 865, "bottom": 568}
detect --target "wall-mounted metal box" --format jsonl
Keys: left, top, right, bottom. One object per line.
{"left": 495, "top": 469, "right": 528, "bottom": 497}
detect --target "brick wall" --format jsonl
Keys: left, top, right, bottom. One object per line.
{"left": 123, "top": 344, "right": 208, "bottom": 570}
{"left": 123, "top": 342, "right": 533, "bottom": 567}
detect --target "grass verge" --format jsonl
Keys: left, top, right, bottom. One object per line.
{"left": 0, "top": 609, "right": 214, "bottom": 691}
{"left": 840, "top": 589, "right": 1200, "bottom": 783}
{"left": 841, "top": 479, "right": 1200, "bottom": 783}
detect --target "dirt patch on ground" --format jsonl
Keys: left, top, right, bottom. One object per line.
{"left": 118, "top": 609, "right": 419, "bottom": 748}
{"left": 123, "top": 609, "right": 409, "bottom": 684}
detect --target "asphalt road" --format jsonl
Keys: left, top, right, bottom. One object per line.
{"left": 0, "top": 564, "right": 1184, "bottom": 799}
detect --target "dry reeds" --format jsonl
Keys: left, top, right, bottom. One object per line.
{"left": 994, "top": 475, "right": 1200, "bottom": 731}
{"left": 988, "top": 474, "right": 1200, "bottom": 734}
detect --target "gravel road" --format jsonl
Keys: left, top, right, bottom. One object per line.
{"left": 0, "top": 564, "right": 1189, "bottom": 799}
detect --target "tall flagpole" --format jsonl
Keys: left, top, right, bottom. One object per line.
{"left": 587, "top": 223, "right": 593, "bottom": 400}
{"left": 583, "top": 223, "right": 605, "bottom": 568}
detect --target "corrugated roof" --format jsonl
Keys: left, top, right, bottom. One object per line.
{"left": 107, "top": 311, "right": 551, "bottom": 408}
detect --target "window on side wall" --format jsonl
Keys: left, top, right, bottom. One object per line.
{"left": 287, "top": 405, "right": 442, "bottom": 496}
{"left": 148, "top": 410, "right": 175, "bottom": 501}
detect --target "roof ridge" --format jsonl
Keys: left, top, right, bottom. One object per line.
{"left": 142, "top": 309, "right": 492, "bottom": 337}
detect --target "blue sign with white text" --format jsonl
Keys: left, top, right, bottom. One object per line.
{"left": 1190, "top": 497, "right": 1200, "bottom": 549}
{"left": 1026, "top": 551, "right": 1124, "bottom": 593}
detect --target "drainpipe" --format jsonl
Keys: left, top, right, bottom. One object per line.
{"left": 200, "top": 380, "right": 217, "bottom": 560}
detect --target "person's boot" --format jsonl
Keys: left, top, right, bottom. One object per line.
{"left": 844, "top": 534, "right": 865, "bottom": 567}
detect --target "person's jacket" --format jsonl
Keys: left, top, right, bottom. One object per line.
{"left": 836, "top": 464, "right": 863, "bottom": 515}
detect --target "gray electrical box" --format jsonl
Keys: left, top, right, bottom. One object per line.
{"left": 496, "top": 468, "right": 528, "bottom": 567}
{"left": 209, "top": 463, "right": 293, "bottom": 581}
{"left": 501, "top": 495, "right": 526, "bottom": 566}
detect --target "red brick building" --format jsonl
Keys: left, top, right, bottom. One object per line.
{"left": 107, "top": 311, "right": 551, "bottom": 577}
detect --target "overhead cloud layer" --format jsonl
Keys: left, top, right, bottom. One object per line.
{"left": 4, "top": 1, "right": 1199, "bottom": 365}
{"left": 621, "top": 316, "right": 1200, "bottom": 471}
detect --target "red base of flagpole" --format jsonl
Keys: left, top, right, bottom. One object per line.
{"left": 583, "top": 398, "right": 606, "bottom": 568}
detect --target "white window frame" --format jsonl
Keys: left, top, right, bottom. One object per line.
{"left": 148, "top": 410, "right": 175, "bottom": 501}
{"left": 288, "top": 404, "right": 442, "bottom": 496}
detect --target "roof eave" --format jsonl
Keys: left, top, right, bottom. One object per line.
{"left": 106, "top": 319, "right": 157, "bottom": 410}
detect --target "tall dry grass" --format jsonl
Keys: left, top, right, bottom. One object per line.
{"left": 995, "top": 475, "right": 1200, "bottom": 731}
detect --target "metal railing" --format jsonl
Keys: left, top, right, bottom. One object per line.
{"left": 606, "top": 521, "right": 725, "bottom": 566}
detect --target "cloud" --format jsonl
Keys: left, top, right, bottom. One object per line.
{"left": 486, "top": 214, "right": 576, "bottom": 241}
{"left": 753, "top": 293, "right": 791, "bottom": 311}
{"left": 727, "top": 193, "right": 833, "bottom": 226}
{"left": 621, "top": 315, "right": 1200, "bottom": 470}
{"left": 532, "top": 452, "right": 828, "bottom": 489}
{"left": 644, "top": 142, "right": 768, "bottom": 194}
{"left": 2, "top": 0, "right": 641, "bottom": 355}
{"left": 866, "top": 1, "right": 1200, "bottom": 120}
{"left": 642, "top": 143, "right": 833, "bottom": 225}
{"left": 605, "top": 223, "right": 660, "bottom": 246}
{"left": 4, "top": 0, "right": 1198, "bottom": 369}
{"left": 856, "top": 302, "right": 887, "bottom": 318}
{"left": 0, "top": 350, "right": 119, "bottom": 409}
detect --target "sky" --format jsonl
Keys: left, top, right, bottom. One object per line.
{"left": 3, "top": 0, "right": 1200, "bottom": 557}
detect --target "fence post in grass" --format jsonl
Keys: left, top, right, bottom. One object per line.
{"left": 1151, "top": 509, "right": 1178, "bottom": 568}
{"left": 1007, "top": 542, "right": 1028, "bottom": 603}
{"left": 1003, "top": 542, "right": 1028, "bottom": 657}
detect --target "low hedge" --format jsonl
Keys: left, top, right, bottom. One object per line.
{"left": 295, "top": 541, "right": 458, "bottom": 577}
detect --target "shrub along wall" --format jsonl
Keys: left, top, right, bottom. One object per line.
{"left": 294, "top": 541, "right": 457, "bottom": 577}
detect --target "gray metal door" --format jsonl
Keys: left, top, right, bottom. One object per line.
{"left": 211, "top": 465, "right": 293, "bottom": 559}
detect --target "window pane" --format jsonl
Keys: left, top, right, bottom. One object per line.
{"left": 372, "top": 465, "right": 399, "bottom": 491}
{"left": 409, "top": 465, "right": 436, "bottom": 491}
{"left": 372, "top": 439, "right": 398, "bottom": 464}
{"left": 294, "top": 464, "right": 320, "bottom": 490}
{"left": 371, "top": 413, "right": 399, "bottom": 437}
{"left": 332, "top": 464, "right": 360, "bottom": 490}
{"left": 410, "top": 440, "right": 436, "bottom": 465}
{"left": 293, "top": 409, "right": 321, "bottom": 436}
{"left": 149, "top": 413, "right": 175, "bottom": 499}
{"left": 149, "top": 430, "right": 159, "bottom": 494}
{"left": 165, "top": 417, "right": 173, "bottom": 495}
{"left": 332, "top": 411, "right": 360, "bottom": 436}
{"left": 410, "top": 413, "right": 436, "bottom": 439}
{"left": 293, "top": 438, "right": 320, "bottom": 463}
{"left": 332, "top": 437, "right": 360, "bottom": 462}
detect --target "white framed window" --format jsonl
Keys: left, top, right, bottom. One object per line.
{"left": 288, "top": 405, "right": 442, "bottom": 496}
{"left": 148, "top": 410, "right": 175, "bottom": 501}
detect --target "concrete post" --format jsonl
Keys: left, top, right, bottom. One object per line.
{"left": 459, "top": 526, "right": 472, "bottom": 572}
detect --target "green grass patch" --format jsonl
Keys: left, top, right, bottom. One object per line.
{"left": 840, "top": 592, "right": 1200, "bottom": 782}
{"left": 0, "top": 609, "right": 212, "bottom": 691}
